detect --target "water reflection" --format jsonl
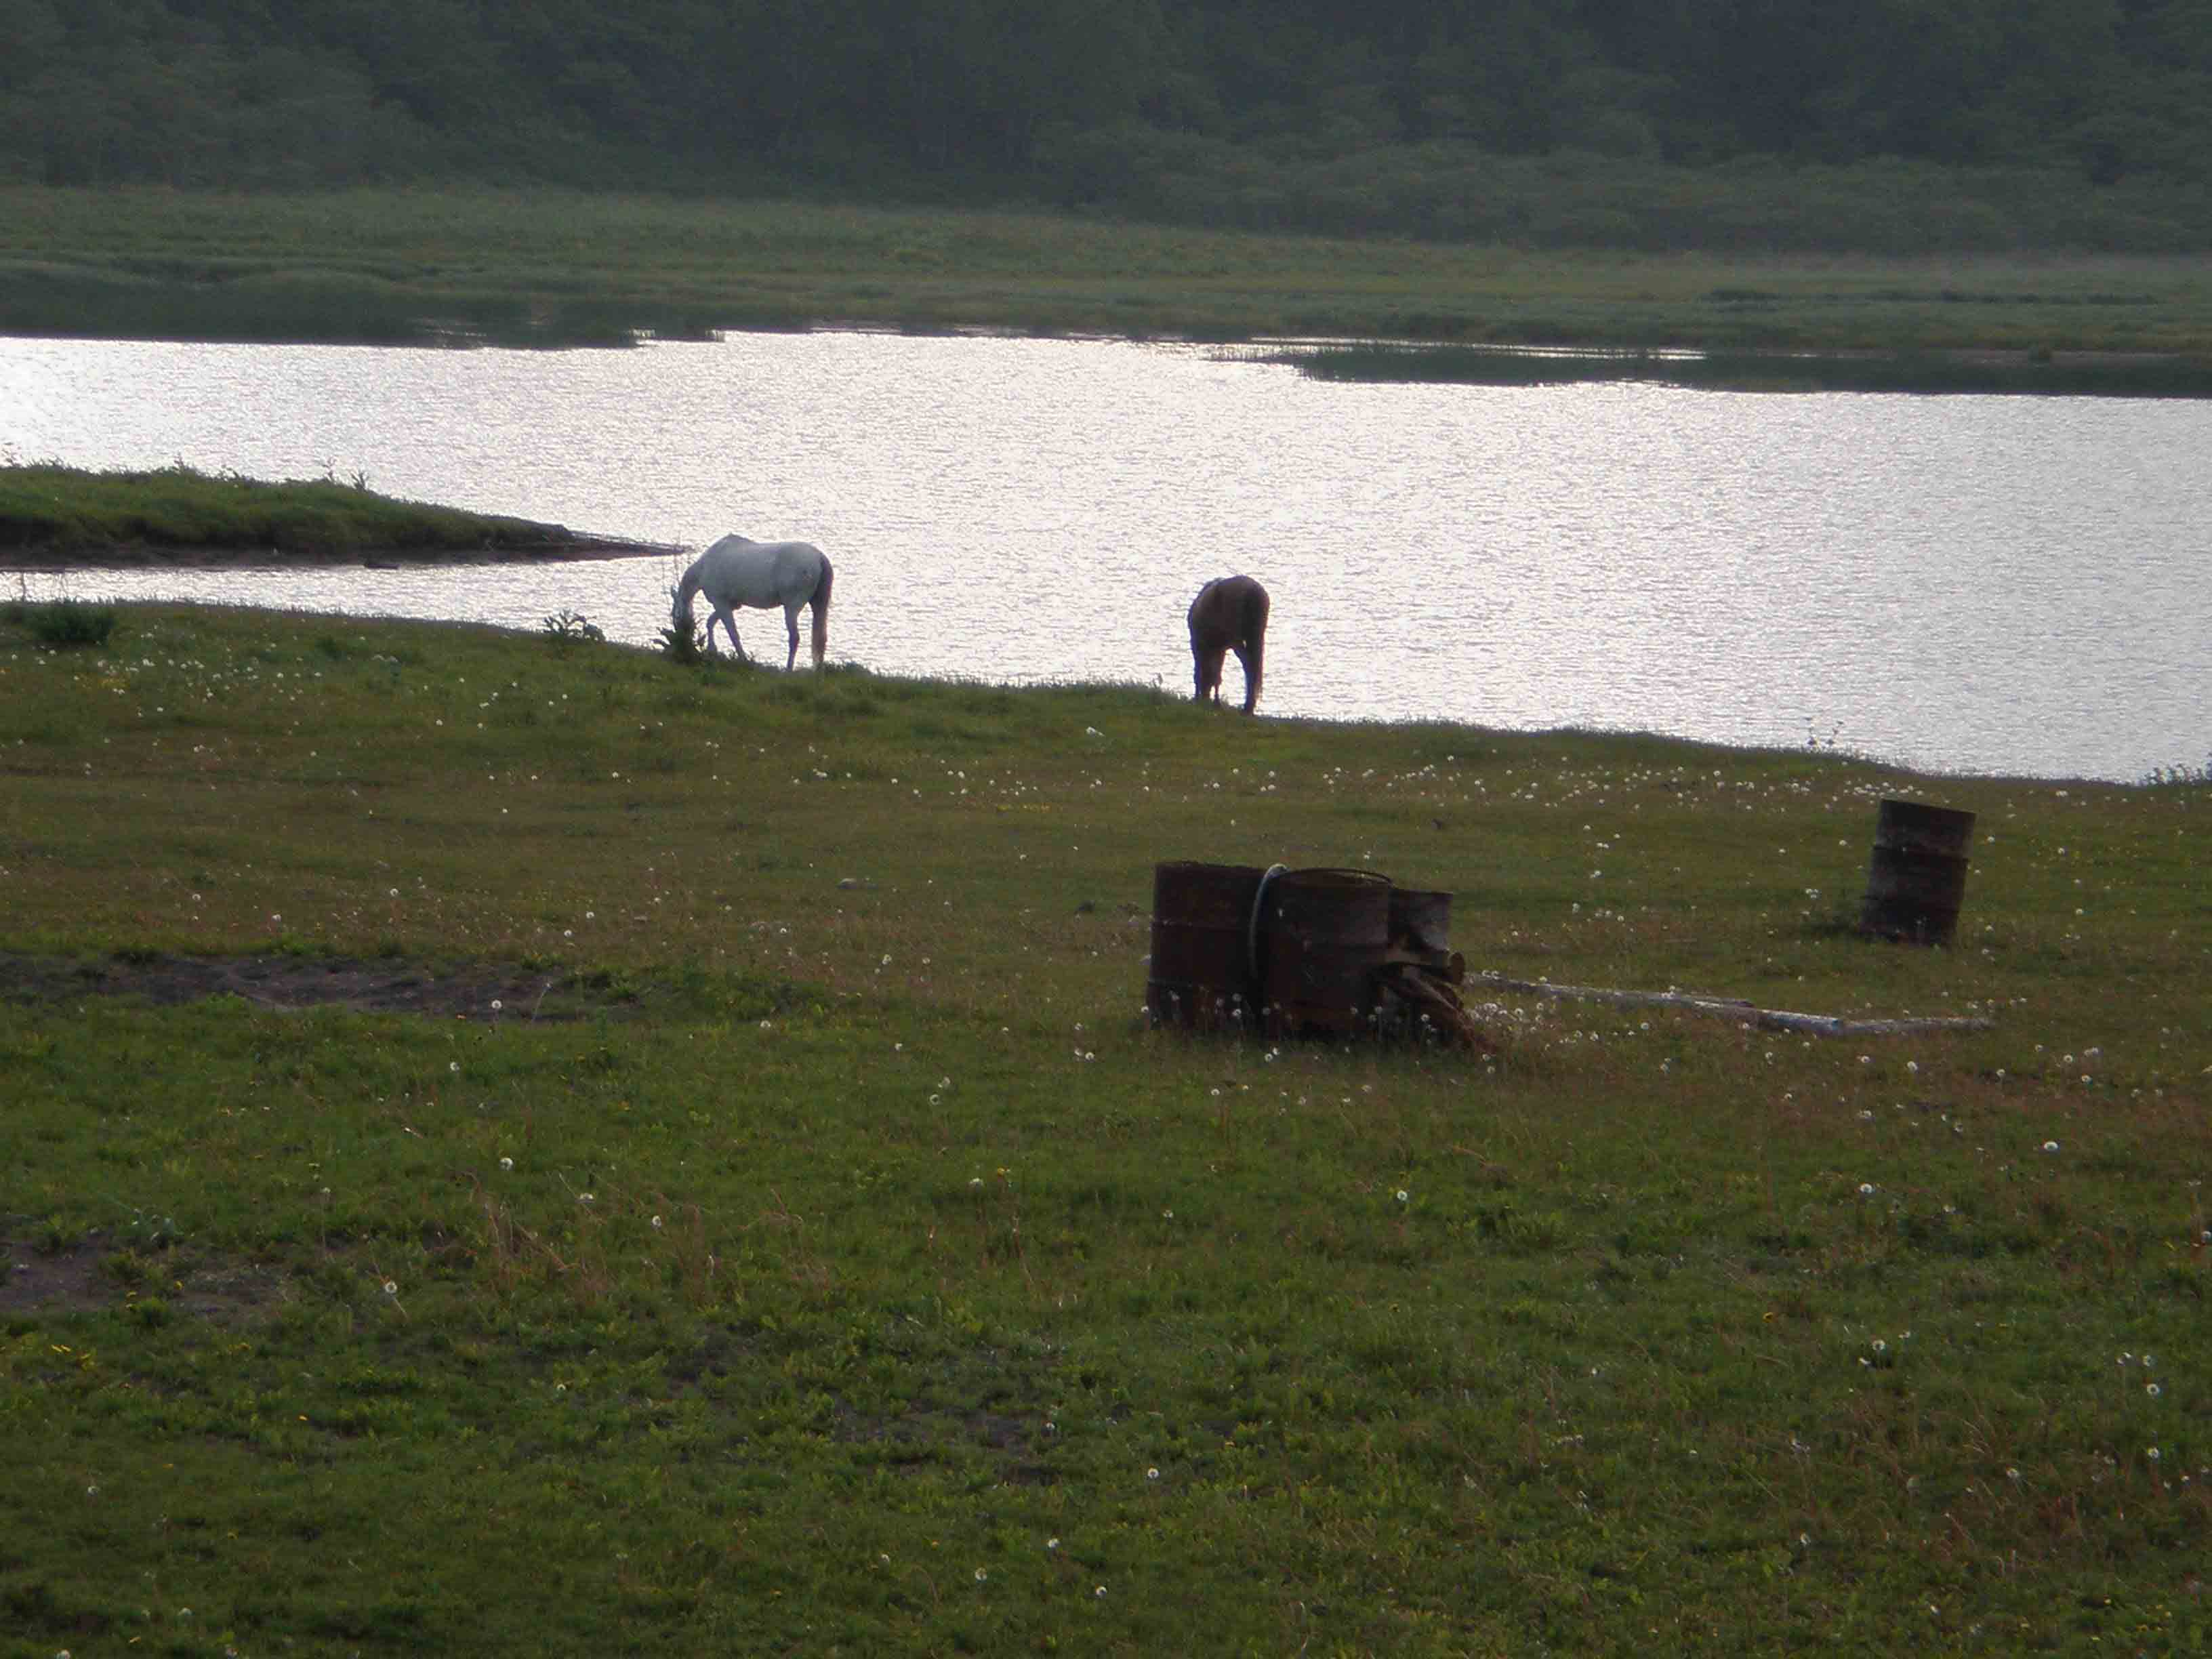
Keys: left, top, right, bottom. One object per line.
{"left": 5, "top": 331, "right": 2209, "bottom": 781}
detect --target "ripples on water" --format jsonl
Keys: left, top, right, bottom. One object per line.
{"left": 5, "top": 331, "right": 2209, "bottom": 781}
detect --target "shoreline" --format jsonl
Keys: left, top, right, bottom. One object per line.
{"left": 1, "top": 531, "right": 680, "bottom": 572}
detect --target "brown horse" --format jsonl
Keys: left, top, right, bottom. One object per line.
{"left": 1187, "top": 575, "right": 1269, "bottom": 714}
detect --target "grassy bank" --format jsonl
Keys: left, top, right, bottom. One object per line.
{"left": 1274, "top": 340, "right": 2212, "bottom": 398}
{"left": 3, "top": 598, "right": 2208, "bottom": 1654}
{"left": 7, "top": 186, "right": 2212, "bottom": 372}
{"left": 0, "top": 462, "right": 659, "bottom": 563}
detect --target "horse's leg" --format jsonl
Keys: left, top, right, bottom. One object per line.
{"left": 714, "top": 606, "right": 747, "bottom": 661}
{"left": 1197, "top": 644, "right": 1227, "bottom": 704}
{"left": 1232, "top": 642, "right": 1258, "bottom": 714}
{"left": 783, "top": 602, "right": 802, "bottom": 672}
{"left": 1241, "top": 590, "right": 1267, "bottom": 713}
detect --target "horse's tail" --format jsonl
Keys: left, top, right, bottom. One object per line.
{"left": 1242, "top": 581, "right": 1269, "bottom": 710}
{"left": 809, "top": 553, "right": 834, "bottom": 670}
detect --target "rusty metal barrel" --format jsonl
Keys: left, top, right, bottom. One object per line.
{"left": 1859, "top": 798, "right": 1975, "bottom": 945}
{"left": 1147, "top": 861, "right": 1267, "bottom": 1029}
{"left": 1263, "top": 867, "right": 1394, "bottom": 1037}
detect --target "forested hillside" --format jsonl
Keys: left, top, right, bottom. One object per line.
{"left": 5, "top": 0, "right": 2211, "bottom": 248}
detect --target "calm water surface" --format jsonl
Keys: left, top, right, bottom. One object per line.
{"left": 5, "top": 331, "right": 2208, "bottom": 782}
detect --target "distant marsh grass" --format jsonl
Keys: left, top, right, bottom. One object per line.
{"left": 1273, "top": 340, "right": 2212, "bottom": 396}
{"left": 7, "top": 184, "right": 2212, "bottom": 355}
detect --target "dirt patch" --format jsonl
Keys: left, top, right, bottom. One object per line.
{"left": 0, "top": 951, "right": 594, "bottom": 1021}
{"left": 0, "top": 1237, "right": 111, "bottom": 1316}
{"left": 0, "top": 1233, "right": 291, "bottom": 1324}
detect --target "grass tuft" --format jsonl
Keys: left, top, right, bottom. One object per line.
{"left": 4, "top": 594, "right": 119, "bottom": 646}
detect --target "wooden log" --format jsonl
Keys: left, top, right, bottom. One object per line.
{"left": 1468, "top": 972, "right": 1993, "bottom": 1039}
{"left": 1376, "top": 943, "right": 1465, "bottom": 983}
{"left": 1375, "top": 962, "right": 1499, "bottom": 1052}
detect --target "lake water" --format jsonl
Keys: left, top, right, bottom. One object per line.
{"left": 5, "top": 331, "right": 2208, "bottom": 783}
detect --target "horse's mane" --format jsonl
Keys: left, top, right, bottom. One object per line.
{"left": 672, "top": 559, "right": 701, "bottom": 630}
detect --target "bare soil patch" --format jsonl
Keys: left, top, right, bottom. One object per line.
{"left": 0, "top": 951, "right": 593, "bottom": 1020}
{"left": 0, "top": 1233, "right": 293, "bottom": 1323}
{"left": 0, "top": 1237, "right": 111, "bottom": 1316}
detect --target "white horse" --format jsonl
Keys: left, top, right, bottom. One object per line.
{"left": 671, "top": 535, "right": 835, "bottom": 670}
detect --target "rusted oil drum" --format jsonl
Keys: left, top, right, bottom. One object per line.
{"left": 1263, "top": 867, "right": 1394, "bottom": 1037}
{"left": 1147, "top": 861, "right": 1267, "bottom": 1030}
{"left": 1859, "top": 798, "right": 1975, "bottom": 945}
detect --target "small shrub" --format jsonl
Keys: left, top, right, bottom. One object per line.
{"left": 2141, "top": 756, "right": 2211, "bottom": 788}
{"left": 26, "top": 598, "right": 119, "bottom": 648}
{"left": 657, "top": 618, "right": 703, "bottom": 664}
{"left": 540, "top": 609, "right": 605, "bottom": 651}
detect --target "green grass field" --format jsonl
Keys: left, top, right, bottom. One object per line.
{"left": 8, "top": 185, "right": 2212, "bottom": 366}
{"left": 3, "top": 588, "right": 2207, "bottom": 1655}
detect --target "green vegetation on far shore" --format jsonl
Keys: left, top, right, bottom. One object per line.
{"left": 1273, "top": 339, "right": 2212, "bottom": 398}
{"left": 10, "top": 0, "right": 2211, "bottom": 247}
{"left": 7, "top": 187, "right": 2212, "bottom": 385}
{"left": 0, "top": 461, "right": 651, "bottom": 562}
{"left": 1, "top": 593, "right": 2208, "bottom": 1654}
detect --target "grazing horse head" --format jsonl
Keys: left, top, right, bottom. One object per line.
{"left": 1187, "top": 575, "right": 1269, "bottom": 714}
{"left": 671, "top": 534, "right": 834, "bottom": 670}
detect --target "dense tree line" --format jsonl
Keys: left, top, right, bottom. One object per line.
{"left": 5, "top": 0, "right": 2209, "bottom": 243}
